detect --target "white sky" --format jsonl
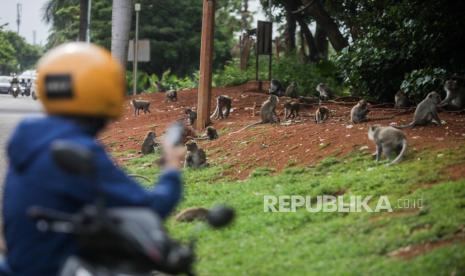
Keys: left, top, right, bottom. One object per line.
{"left": 0, "top": 0, "right": 271, "bottom": 47}
{"left": 0, "top": 0, "right": 50, "bottom": 46}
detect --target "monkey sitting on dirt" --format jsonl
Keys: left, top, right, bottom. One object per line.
{"left": 285, "top": 82, "right": 298, "bottom": 98}
{"left": 394, "top": 91, "right": 442, "bottom": 128}
{"left": 175, "top": 207, "right": 209, "bottom": 222}
{"left": 184, "top": 140, "right": 207, "bottom": 168}
{"left": 185, "top": 108, "right": 197, "bottom": 126}
{"left": 195, "top": 126, "right": 219, "bottom": 141}
{"left": 368, "top": 125, "right": 408, "bottom": 166}
{"left": 438, "top": 79, "right": 465, "bottom": 110}
{"left": 315, "top": 106, "right": 330, "bottom": 123}
{"left": 269, "top": 79, "right": 285, "bottom": 97}
{"left": 316, "top": 83, "right": 334, "bottom": 101}
{"left": 350, "top": 99, "right": 370, "bottom": 123}
{"left": 165, "top": 89, "right": 177, "bottom": 102}
{"left": 140, "top": 131, "right": 158, "bottom": 155}
{"left": 394, "top": 90, "right": 410, "bottom": 108}
{"left": 231, "top": 95, "right": 280, "bottom": 134}
{"left": 210, "top": 95, "right": 232, "bottom": 120}
{"left": 132, "top": 99, "right": 151, "bottom": 116}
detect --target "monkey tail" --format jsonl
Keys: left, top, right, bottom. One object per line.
{"left": 389, "top": 138, "right": 407, "bottom": 165}
{"left": 210, "top": 101, "right": 220, "bottom": 120}
{"left": 229, "top": 121, "right": 263, "bottom": 135}
{"left": 393, "top": 121, "right": 415, "bottom": 129}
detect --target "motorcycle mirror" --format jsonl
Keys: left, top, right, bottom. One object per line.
{"left": 206, "top": 205, "right": 235, "bottom": 229}
{"left": 51, "top": 140, "right": 95, "bottom": 175}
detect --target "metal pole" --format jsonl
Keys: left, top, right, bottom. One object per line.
{"left": 133, "top": 3, "right": 141, "bottom": 95}
{"left": 86, "top": 0, "right": 92, "bottom": 42}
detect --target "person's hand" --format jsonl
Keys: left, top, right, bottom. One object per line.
{"left": 162, "top": 140, "right": 186, "bottom": 170}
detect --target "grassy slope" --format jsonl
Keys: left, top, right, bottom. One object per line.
{"left": 123, "top": 146, "right": 465, "bottom": 275}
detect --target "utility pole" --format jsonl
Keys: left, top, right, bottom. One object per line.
{"left": 16, "top": 3, "right": 22, "bottom": 34}
{"left": 132, "top": 3, "right": 141, "bottom": 95}
{"left": 196, "top": 0, "right": 215, "bottom": 130}
{"left": 33, "top": 30, "right": 36, "bottom": 45}
{"left": 86, "top": 0, "right": 92, "bottom": 42}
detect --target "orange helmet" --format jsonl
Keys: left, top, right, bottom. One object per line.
{"left": 37, "top": 42, "right": 125, "bottom": 119}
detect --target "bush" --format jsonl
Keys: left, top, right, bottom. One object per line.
{"left": 334, "top": 0, "right": 465, "bottom": 102}
{"left": 400, "top": 68, "right": 447, "bottom": 103}
{"left": 214, "top": 55, "right": 344, "bottom": 97}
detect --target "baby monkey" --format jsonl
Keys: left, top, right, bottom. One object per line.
{"left": 184, "top": 140, "right": 207, "bottom": 168}
{"left": 283, "top": 101, "right": 300, "bottom": 120}
{"left": 315, "top": 106, "right": 330, "bottom": 123}
{"left": 132, "top": 99, "right": 151, "bottom": 116}
{"left": 368, "top": 125, "right": 407, "bottom": 166}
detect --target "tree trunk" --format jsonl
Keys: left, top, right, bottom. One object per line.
{"left": 285, "top": 11, "right": 296, "bottom": 53}
{"left": 315, "top": 23, "right": 328, "bottom": 60}
{"left": 111, "top": 0, "right": 133, "bottom": 68}
{"left": 297, "top": 18, "right": 318, "bottom": 62}
{"left": 79, "top": 0, "right": 89, "bottom": 41}
{"left": 299, "top": 0, "right": 348, "bottom": 51}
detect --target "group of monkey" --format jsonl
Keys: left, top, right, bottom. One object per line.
{"left": 136, "top": 77, "right": 464, "bottom": 169}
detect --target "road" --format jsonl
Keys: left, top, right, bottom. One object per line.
{"left": 0, "top": 94, "right": 43, "bottom": 251}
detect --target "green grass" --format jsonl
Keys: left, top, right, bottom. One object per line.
{"left": 122, "top": 147, "right": 465, "bottom": 275}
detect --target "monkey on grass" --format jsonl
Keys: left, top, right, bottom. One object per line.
{"left": 368, "top": 125, "right": 407, "bottom": 166}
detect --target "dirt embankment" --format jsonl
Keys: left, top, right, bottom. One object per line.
{"left": 101, "top": 85, "right": 465, "bottom": 179}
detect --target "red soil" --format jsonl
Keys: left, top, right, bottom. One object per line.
{"left": 101, "top": 85, "right": 465, "bottom": 179}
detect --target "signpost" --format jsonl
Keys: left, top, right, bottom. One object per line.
{"left": 256, "top": 21, "right": 273, "bottom": 81}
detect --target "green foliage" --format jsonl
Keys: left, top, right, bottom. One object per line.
{"left": 214, "top": 54, "right": 343, "bottom": 96}
{"left": 0, "top": 30, "right": 42, "bottom": 74}
{"left": 400, "top": 68, "right": 448, "bottom": 102}
{"left": 334, "top": 0, "right": 465, "bottom": 101}
{"left": 122, "top": 146, "right": 465, "bottom": 275}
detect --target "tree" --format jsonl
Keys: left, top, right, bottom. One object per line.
{"left": 0, "top": 30, "right": 42, "bottom": 73}
{"left": 111, "top": 0, "right": 133, "bottom": 67}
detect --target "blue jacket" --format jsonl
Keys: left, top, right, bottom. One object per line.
{"left": 1, "top": 116, "right": 182, "bottom": 275}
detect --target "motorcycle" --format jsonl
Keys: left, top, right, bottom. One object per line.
{"left": 9, "top": 81, "right": 20, "bottom": 98}
{"left": 28, "top": 134, "right": 235, "bottom": 276}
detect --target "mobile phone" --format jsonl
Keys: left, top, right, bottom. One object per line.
{"left": 163, "top": 121, "right": 185, "bottom": 147}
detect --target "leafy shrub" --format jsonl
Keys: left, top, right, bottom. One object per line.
{"left": 400, "top": 68, "right": 447, "bottom": 102}
{"left": 334, "top": 1, "right": 465, "bottom": 102}
{"left": 214, "top": 55, "right": 344, "bottom": 97}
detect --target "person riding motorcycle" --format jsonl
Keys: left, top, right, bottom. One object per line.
{"left": 9, "top": 74, "right": 20, "bottom": 97}
{"left": 0, "top": 43, "right": 186, "bottom": 275}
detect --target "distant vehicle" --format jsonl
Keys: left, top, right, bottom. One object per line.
{"left": 0, "top": 76, "right": 12, "bottom": 94}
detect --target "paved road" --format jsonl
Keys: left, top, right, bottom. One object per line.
{"left": 0, "top": 94, "right": 43, "bottom": 251}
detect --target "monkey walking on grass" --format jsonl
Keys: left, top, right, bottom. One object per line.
{"left": 368, "top": 125, "right": 408, "bottom": 166}
{"left": 132, "top": 99, "right": 151, "bottom": 116}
